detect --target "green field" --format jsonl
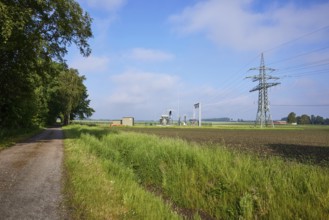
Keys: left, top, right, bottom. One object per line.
{"left": 63, "top": 125, "right": 329, "bottom": 219}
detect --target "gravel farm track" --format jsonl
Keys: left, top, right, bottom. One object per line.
{"left": 0, "top": 127, "right": 67, "bottom": 220}
{"left": 125, "top": 127, "right": 329, "bottom": 165}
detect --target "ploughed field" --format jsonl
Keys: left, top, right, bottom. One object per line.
{"left": 124, "top": 127, "right": 329, "bottom": 165}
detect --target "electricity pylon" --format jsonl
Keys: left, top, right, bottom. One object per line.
{"left": 246, "top": 53, "right": 280, "bottom": 127}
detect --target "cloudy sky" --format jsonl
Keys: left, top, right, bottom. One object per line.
{"left": 66, "top": 0, "right": 329, "bottom": 121}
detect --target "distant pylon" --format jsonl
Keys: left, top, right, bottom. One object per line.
{"left": 246, "top": 53, "right": 280, "bottom": 127}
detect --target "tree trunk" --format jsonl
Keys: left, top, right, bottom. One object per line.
{"left": 63, "top": 113, "right": 70, "bottom": 126}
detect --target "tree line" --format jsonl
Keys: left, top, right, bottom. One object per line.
{"left": 285, "top": 112, "right": 329, "bottom": 125}
{"left": 0, "top": 0, "right": 94, "bottom": 128}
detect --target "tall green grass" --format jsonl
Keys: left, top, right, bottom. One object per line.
{"left": 64, "top": 125, "right": 181, "bottom": 219}
{"left": 64, "top": 125, "right": 329, "bottom": 219}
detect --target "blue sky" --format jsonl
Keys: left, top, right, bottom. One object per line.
{"left": 66, "top": 0, "right": 329, "bottom": 121}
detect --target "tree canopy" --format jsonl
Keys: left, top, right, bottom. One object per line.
{"left": 287, "top": 112, "right": 297, "bottom": 123}
{"left": 286, "top": 112, "right": 328, "bottom": 125}
{"left": 48, "top": 67, "right": 94, "bottom": 125}
{"left": 0, "top": 0, "right": 93, "bottom": 128}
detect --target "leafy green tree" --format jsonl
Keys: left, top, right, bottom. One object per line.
{"left": 0, "top": 0, "right": 92, "bottom": 59}
{"left": 71, "top": 90, "right": 95, "bottom": 120}
{"left": 0, "top": 0, "right": 92, "bottom": 128}
{"left": 48, "top": 68, "right": 94, "bottom": 125}
{"left": 287, "top": 112, "right": 297, "bottom": 123}
{"left": 324, "top": 118, "right": 329, "bottom": 125}
{"left": 298, "top": 114, "right": 311, "bottom": 125}
{"left": 310, "top": 115, "right": 315, "bottom": 124}
{"left": 296, "top": 116, "right": 301, "bottom": 124}
{"left": 315, "top": 116, "right": 324, "bottom": 125}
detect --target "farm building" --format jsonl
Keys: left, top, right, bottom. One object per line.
{"left": 122, "top": 117, "right": 134, "bottom": 126}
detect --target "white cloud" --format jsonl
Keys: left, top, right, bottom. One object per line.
{"left": 170, "top": 0, "right": 329, "bottom": 52}
{"left": 85, "top": 0, "right": 126, "bottom": 12}
{"left": 69, "top": 55, "right": 110, "bottom": 74}
{"left": 126, "top": 48, "right": 175, "bottom": 62}
{"left": 102, "top": 70, "right": 181, "bottom": 119}
{"left": 109, "top": 70, "right": 179, "bottom": 104}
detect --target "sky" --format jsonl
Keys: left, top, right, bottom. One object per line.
{"left": 66, "top": 0, "right": 329, "bottom": 121}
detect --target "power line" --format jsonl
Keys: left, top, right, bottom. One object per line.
{"left": 276, "top": 59, "right": 329, "bottom": 72}
{"left": 280, "top": 69, "right": 329, "bottom": 78}
{"left": 263, "top": 24, "right": 329, "bottom": 53}
{"left": 272, "top": 104, "right": 329, "bottom": 107}
{"left": 203, "top": 54, "right": 260, "bottom": 105}
{"left": 268, "top": 45, "right": 329, "bottom": 66}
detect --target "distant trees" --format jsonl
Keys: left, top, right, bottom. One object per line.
{"left": 286, "top": 112, "right": 328, "bottom": 125}
{"left": 311, "top": 115, "right": 324, "bottom": 125}
{"left": 203, "top": 117, "right": 232, "bottom": 122}
{"left": 297, "top": 114, "right": 311, "bottom": 125}
{"left": 0, "top": 0, "right": 93, "bottom": 128}
{"left": 287, "top": 112, "right": 297, "bottom": 123}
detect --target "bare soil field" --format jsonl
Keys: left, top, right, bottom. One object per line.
{"left": 125, "top": 127, "right": 329, "bottom": 165}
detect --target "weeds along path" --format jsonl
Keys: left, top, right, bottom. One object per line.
{"left": 64, "top": 125, "right": 329, "bottom": 219}
{"left": 0, "top": 127, "right": 66, "bottom": 220}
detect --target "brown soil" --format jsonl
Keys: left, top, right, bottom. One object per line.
{"left": 124, "top": 127, "right": 329, "bottom": 165}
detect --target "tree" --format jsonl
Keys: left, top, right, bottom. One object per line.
{"left": 315, "top": 116, "right": 324, "bottom": 125}
{"left": 0, "top": 0, "right": 92, "bottom": 128}
{"left": 287, "top": 112, "right": 297, "bottom": 123}
{"left": 71, "top": 90, "right": 95, "bottom": 120}
{"left": 47, "top": 68, "right": 94, "bottom": 125}
{"left": 0, "top": 0, "right": 92, "bottom": 59}
{"left": 325, "top": 118, "right": 329, "bottom": 125}
{"left": 296, "top": 116, "right": 301, "bottom": 124}
{"left": 310, "top": 115, "right": 315, "bottom": 124}
{"left": 298, "top": 114, "right": 311, "bottom": 125}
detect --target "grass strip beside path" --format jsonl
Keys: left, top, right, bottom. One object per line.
{"left": 63, "top": 125, "right": 329, "bottom": 219}
{"left": 64, "top": 125, "right": 181, "bottom": 220}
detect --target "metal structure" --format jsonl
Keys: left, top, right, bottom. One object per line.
{"left": 160, "top": 115, "right": 169, "bottom": 125}
{"left": 246, "top": 53, "right": 280, "bottom": 127}
{"left": 160, "top": 109, "right": 173, "bottom": 126}
{"left": 194, "top": 103, "right": 202, "bottom": 127}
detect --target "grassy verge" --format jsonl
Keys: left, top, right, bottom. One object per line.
{"left": 0, "top": 127, "right": 43, "bottom": 150}
{"left": 63, "top": 125, "right": 329, "bottom": 219}
{"left": 64, "top": 125, "right": 181, "bottom": 220}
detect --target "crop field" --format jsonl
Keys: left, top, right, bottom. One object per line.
{"left": 123, "top": 126, "right": 329, "bottom": 165}
{"left": 64, "top": 125, "right": 329, "bottom": 219}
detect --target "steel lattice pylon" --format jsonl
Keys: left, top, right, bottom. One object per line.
{"left": 246, "top": 53, "right": 280, "bottom": 127}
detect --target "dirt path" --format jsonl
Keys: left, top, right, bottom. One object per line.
{"left": 0, "top": 127, "right": 66, "bottom": 220}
